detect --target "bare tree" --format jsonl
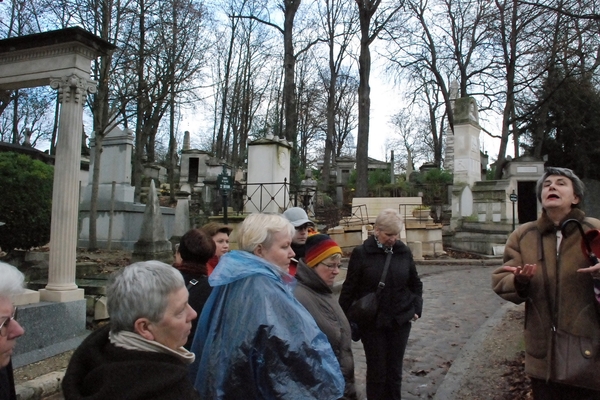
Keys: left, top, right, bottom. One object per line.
{"left": 333, "top": 73, "right": 359, "bottom": 158}
{"left": 315, "top": 0, "right": 357, "bottom": 193}
{"left": 355, "top": 0, "right": 404, "bottom": 197}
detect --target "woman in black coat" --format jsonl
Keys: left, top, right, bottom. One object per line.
{"left": 173, "top": 228, "right": 215, "bottom": 349}
{"left": 339, "top": 208, "right": 423, "bottom": 400}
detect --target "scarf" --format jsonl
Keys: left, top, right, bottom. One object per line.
{"left": 109, "top": 330, "right": 195, "bottom": 365}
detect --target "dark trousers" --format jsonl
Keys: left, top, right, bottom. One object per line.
{"left": 360, "top": 321, "right": 411, "bottom": 400}
{"left": 530, "top": 378, "right": 600, "bottom": 400}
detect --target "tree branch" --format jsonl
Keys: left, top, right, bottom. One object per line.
{"left": 228, "top": 14, "right": 284, "bottom": 35}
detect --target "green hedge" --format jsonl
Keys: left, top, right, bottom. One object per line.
{"left": 0, "top": 152, "right": 53, "bottom": 252}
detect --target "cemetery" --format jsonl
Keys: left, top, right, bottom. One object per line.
{"left": 2, "top": 24, "right": 598, "bottom": 400}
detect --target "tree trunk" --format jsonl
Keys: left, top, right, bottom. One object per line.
{"left": 283, "top": 0, "right": 301, "bottom": 142}
{"left": 355, "top": 3, "right": 372, "bottom": 197}
{"left": 88, "top": 0, "right": 114, "bottom": 250}
{"left": 133, "top": 0, "right": 147, "bottom": 202}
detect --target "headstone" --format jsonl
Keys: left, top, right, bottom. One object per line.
{"left": 183, "top": 130, "right": 191, "bottom": 151}
{"left": 131, "top": 180, "right": 173, "bottom": 263}
{"left": 246, "top": 135, "right": 292, "bottom": 213}
{"left": 452, "top": 97, "right": 481, "bottom": 187}
{"left": 444, "top": 80, "right": 459, "bottom": 171}
{"left": 170, "top": 198, "right": 190, "bottom": 246}
{"left": 82, "top": 125, "right": 135, "bottom": 205}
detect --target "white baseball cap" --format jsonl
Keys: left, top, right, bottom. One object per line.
{"left": 283, "top": 207, "right": 314, "bottom": 227}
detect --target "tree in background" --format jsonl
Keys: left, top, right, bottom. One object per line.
{"left": 315, "top": 0, "right": 357, "bottom": 194}
{"left": 521, "top": 72, "right": 600, "bottom": 179}
{"left": 0, "top": 152, "right": 53, "bottom": 252}
{"left": 355, "top": 0, "right": 404, "bottom": 197}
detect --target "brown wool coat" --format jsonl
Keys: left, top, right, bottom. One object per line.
{"left": 492, "top": 208, "right": 600, "bottom": 389}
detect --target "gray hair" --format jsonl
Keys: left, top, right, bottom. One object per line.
{"left": 238, "top": 213, "right": 294, "bottom": 253}
{"left": 536, "top": 167, "right": 585, "bottom": 207}
{"left": 0, "top": 262, "right": 24, "bottom": 300}
{"left": 375, "top": 208, "right": 404, "bottom": 235}
{"left": 107, "top": 261, "right": 185, "bottom": 333}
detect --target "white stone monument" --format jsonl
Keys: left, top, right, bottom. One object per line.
{"left": 451, "top": 96, "right": 481, "bottom": 221}
{"left": 0, "top": 28, "right": 115, "bottom": 302}
{"left": 0, "top": 28, "right": 115, "bottom": 365}
{"left": 83, "top": 125, "right": 135, "bottom": 204}
{"left": 246, "top": 135, "right": 292, "bottom": 214}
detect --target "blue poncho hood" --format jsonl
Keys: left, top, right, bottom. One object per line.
{"left": 189, "top": 250, "right": 344, "bottom": 400}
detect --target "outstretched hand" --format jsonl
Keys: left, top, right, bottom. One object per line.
{"left": 500, "top": 264, "right": 537, "bottom": 284}
{"left": 577, "top": 262, "right": 600, "bottom": 279}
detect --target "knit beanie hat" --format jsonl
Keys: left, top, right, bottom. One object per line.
{"left": 305, "top": 234, "right": 342, "bottom": 268}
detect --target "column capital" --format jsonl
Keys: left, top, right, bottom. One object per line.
{"left": 50, "top": 74, "right": 96, "bottom": 105}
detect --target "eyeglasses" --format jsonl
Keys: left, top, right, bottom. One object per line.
{"left": 320, "top": 262, "right": 341, "bottom": 270}
{"left": 0, "top": 307, "right": 17, "bottom": 338}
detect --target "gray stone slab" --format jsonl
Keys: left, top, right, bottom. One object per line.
{"left": 13, "top": 301, "right": 87, "bottom": 366}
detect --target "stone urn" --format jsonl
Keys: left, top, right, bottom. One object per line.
{"left": 412, "top": 208, "right": 431, "bottom": 219}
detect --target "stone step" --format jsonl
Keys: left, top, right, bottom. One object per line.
{"left": 28, "top": 279, "right": 108, "bottom": 295}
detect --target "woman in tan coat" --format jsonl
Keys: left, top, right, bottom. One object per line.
{"left": 492, "top": 167, "right": 600, "bottom": 399}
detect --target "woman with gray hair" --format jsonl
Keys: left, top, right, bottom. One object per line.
{"left": 0, "top": 262, "right": 25, "bottom": 400}
{"left": 340, "top": 208, "right": 423, "bottom": 400}
{"left": 189, "top": 213, "right": 344, "bottom": 399}
{"left": 493, "top": 167, "right": 600, "bottom": 398}
{"left": 62, "top": 261, "right": 200, "bottom": 400}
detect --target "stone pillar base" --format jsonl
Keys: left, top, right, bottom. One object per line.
{"left": 39, "top": 288, "right": 85, "bottom": 302}
{"left": 13, "top": 289, "right": 41, "bottom": 306}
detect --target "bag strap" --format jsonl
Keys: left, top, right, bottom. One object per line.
{"left": 376, "top": 249, "right": 393, "bottom": 295}
{"left": 187, "top": 278, "right": 199, "bottom": 291}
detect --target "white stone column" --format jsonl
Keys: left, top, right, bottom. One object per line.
{"left": 246, "top": 136, "right": 291, "bottom": 214}
{"left": 39, "top": 74, "right": 96, "bottom": 302}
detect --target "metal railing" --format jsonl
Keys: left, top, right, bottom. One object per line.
{"left": 219, "top": 178, "right": 318, "bottom": 216}
{"left": 337, "top": 204, "right": 369, "bottom": 227}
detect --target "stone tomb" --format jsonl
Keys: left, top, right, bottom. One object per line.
{"left": 79, "top": 125, "right": 176, "bottom": 250}
{"left": 0, "top": 27, "right": 115, "bottom": 364}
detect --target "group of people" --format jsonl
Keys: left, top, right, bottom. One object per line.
{"left": 1, "top": 206, "right": 422, "bottom": 400}
{"left": 2, "top": 166, "right": 599, "bottom": 399}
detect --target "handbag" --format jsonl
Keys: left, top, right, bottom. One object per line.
{"left": 538, "top": 232, "right": 600, "bottom": 390}
{"left": 551, "top": 329, "right": 600, "bottom": 390}
{"left": 347, "top": 249, "right": 393, "bottom": 325}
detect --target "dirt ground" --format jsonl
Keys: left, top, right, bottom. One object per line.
{"left": 454, "top": 305, "right": 532, "bottom": 400}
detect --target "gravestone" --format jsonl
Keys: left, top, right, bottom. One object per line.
{"left": 131, "top": 180, "right": 174, "bottom": 263}
{"left": 246, "top": 134, "right": 292, "bottom": 214}
{"left": 82, "top": 125, "right": 134, "bottom": 205}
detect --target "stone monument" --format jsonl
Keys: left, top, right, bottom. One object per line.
{"left": 131, "top": 180, "right": 174, "bottom": 263}
{"left": 246, "top": 134, "right": 292, "bottom": 214}
{"left": 0, "top": 27, "right": 115, "bottom": 365}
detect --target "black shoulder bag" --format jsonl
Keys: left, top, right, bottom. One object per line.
{"left": 347, "top": 248, "right": 393, "bottom": 325}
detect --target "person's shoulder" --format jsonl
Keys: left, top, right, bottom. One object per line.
{"left": 511, "top": 220, "right": 538, "bottom": 236}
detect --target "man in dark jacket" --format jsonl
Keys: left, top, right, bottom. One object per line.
{"left": 340, "top": 209, "right": 423, "bottom": 400}
{"left": 283, "top": 207, "right": 315, "bottom": 275}
{"left": 294, "top": 234, "right": 357, "bottom": 399}
{"left": 0, "top": 262, "right": 26, "bottom": 400}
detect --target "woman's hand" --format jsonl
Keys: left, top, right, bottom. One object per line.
{"left": 500, "top": 264, "right": 537, "bottom": 284}
{"left": 412, "top": 314, "right": 419, "bottom": 321}
{"left": 577, "top": 262, "right": 600, "bottom": 279}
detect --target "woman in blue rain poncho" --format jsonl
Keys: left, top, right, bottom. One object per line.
{"left": 189, "top": 213, "right": 344, "bottom": 400}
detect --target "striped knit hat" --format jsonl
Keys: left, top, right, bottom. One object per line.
{"left": 305, "top": 234, "right": 342, "bottom": 268}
